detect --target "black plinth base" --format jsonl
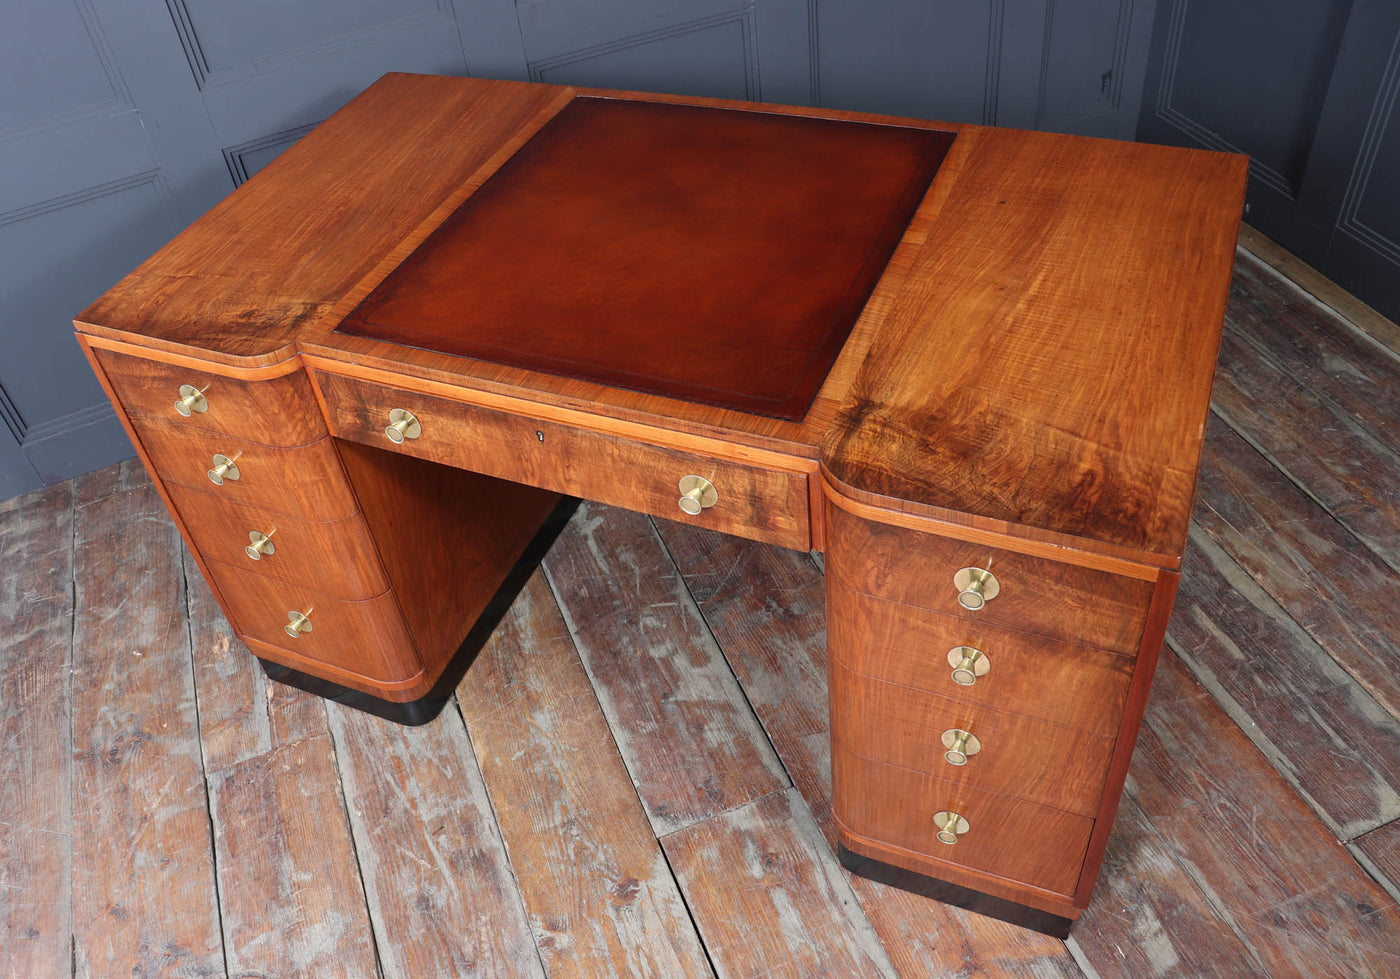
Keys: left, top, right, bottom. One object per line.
{"left": 259, "top": 496, "right": 580, "bottom": 726}
{"left": 837, "top": 843, "right": 1075, "bottom": 939}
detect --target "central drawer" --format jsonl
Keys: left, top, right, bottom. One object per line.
{"left": 313, "top": 369, "right": 812, "bottom": 550}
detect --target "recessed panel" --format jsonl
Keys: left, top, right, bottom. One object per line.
{"left": 178, "top": 0, "right": 440, "bottom": 72}
{"left": 537, "top": 18, "right": 750, "bottom": 101}
{"left": 338, "top": 97, "right": 954, "bottom": 421}
{"left": 0, "top": 3, "right": 116, "bottom": 131}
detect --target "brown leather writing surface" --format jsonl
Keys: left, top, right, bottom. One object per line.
{"left": 338, "top": 96, "right": 954, "bottom": 421}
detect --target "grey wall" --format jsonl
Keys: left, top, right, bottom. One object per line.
{"left": 0, "top": 0, "right": 1157, "bottom": 501}
{"left": 1138, "top": 0, "right": 1400, "bottom": 322}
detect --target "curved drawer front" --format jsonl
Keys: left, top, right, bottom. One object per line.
{"left": 314, "top": 369, "right": 811, "bottom": 551}
{"left": 165, "top": 483, "right": 387, "bottom": 601}
{"left": 206, "top": 559, "right": 421, "bottom": 685}
{"left": 95, "top": 347, "right": 325, "bottom": 446}
{"left": 827, "top": 583, "right": 1134, "bottom": 738}
{"left": 825, "top": 501, "right": 1153, "bottom": 655}
{"left": 831, "top": 663, "right": 1114, "bottom": 816}
{"left": 832, "top": 743, "right": 1093, "bottom": 898}
{"left": 128, "top": 414, "right": 357, "bottom": 521}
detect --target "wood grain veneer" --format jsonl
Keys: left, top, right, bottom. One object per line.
{"left": 826, "top": 584, "right": 1135, "bottom": 737}
{"left": 822, "top": 130, "right": 1248, "bottom": 564}
{"left": 830, "top": 662, "right": 1115, "bottom": 816}
{"left": 825, "top": 499, "right": 1154, "bottom": 654}
{"left": 129, "top": 421, "right": 357, "bottom": 521}
{"left": 331, "top": 439, "right": 563, "bottom": 677}
{"left": 315, "top": 368, "right": 812, "bottom": 551}
{"left": 74, "top": 76, "right": 569, "bottom": 367}
{"left": 832, "top": 743, "right": 1093, "bottom": 898}
{"left": 72, "top": 72, "right": 1249, "bottom": 932}
{"left": 163, "top": 483, "right": 388, "bottom": 601}
{"left": 206, "top": 559, "right": 419, "bottom": 685}
{"left": 93, "top": 347, "right": 325, "bottom": 446}
{"left": 337, "top": 96, "right": 953, "bottom": 422}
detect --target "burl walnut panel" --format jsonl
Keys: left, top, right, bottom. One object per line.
{"left": 826, "top": 584, "right": 1135, "bottom": 737}
{"left": 832, "top": 743, "right": 1093, "bottom": 899}
{"left": 825, "top": 500, "right": 1154, "bottom": 654}
{"left": 830, "top": 661, "right": 1115, "bottom": 816}
{"left": 315, "top": 369, "right": 811, "bottom": 551}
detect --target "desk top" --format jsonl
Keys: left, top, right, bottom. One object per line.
{"left": 75, "top": 73, "right": 1247, "bottom": 568}
{"left": 337, "top": 96, "right": 954, "bottom": 422}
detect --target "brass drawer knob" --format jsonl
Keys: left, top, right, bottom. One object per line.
{"left": 934, "top": 811, "right": 969, "bottom": 845}
{"left": 947, "top": 646, "right": 989, "bottom": 686}
{"left": 953, "top": 567, "right": 1000, "bottom": 610}
{"left": 244, "top": 530, "right": 276, "bottom": 560}
{"left": 677, "top": 475, "right": 718, "bottom": 515}
{"left": 207, "top": 452, "right": 241, "bottom": 485}
{"left": 174, "top": 384, "right": 208, "bottom": 416}
{"left": 384, "top": 408, "right": 422, "bottom": 443}
{"left": 941, "top": 729, "right": 982, "bottom": 766}
{"left": 284, "top": 607, "right": 314, "bottom": 638}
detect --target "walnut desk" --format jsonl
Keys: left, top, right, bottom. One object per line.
{"left": 75, "top": 73, "right": 1247, "bottom": 936}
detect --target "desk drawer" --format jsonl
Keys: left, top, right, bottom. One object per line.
{"left": 827, "top": 584, "right": 1134, "bottom": 738}
{"left": 833, "top": 743, "right": 1092, "bottom": 897}
{"left": 830, "top": 663, "right": 1113, "bottom": 816}
{"left": 128, "top": 412, "right": 357, "bottom": 522}
{"left": 207, "top": 560, "right": 421, "bottom": 685}
{"left": 825, "top": 502, "right": 1153, "bottom": 654}
{"left": 315, "top": 369, "right": 811, "bottom": 550}
{"left": 165, "top": 483, "right": 387, "bottom": 601}
{"left": 95, "top": 348, "right": 324, "bottom": 447}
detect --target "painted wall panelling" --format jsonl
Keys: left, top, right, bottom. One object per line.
{"left": 1139, "top": 0, "right": 1400, "bottom": 322}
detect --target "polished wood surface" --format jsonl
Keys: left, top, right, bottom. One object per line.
{"left": 71, "top": 72, "right": 1249, "bottom": 935}
{"left": 339, "top": 96, "right": 953, "bottom": 422}
{"left": 832, "top": 743, "right": 1093, "bottom": 899}
{"left": 163, "top": 483, "right": 388, "bottom": 600}
{"left": 93, "top": 346, "right": 325, "bottom": 446}
{"left": 75, "top": 76, "right": 567, "bottom": 366}
{"left": 822, "top": 129, "right": 1248, "bottom": 565}
{"left": 830, "top": 662, "right": 1116, "bottom": 816}
{"left": 128, "top": 423, "right": 357, "bottom": 521}
{"left": 316, "top": 367, "right": 812, "bottom": 551}
{"left": 827, "top": 585, "right": 1135, "bottom": 736}
{"left": 332, "top": 440, "right": 562, "bottom": 676}
{"left": 74, "top": 73, "right": 1245, "bottom": 543}
{"left": 207, "top": 559, "right": 419, "bottom": 684}
{"left": 825, "top": 498, "right": 1155, "bottom": 654}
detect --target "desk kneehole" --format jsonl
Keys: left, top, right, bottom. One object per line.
{"left": 313, "top": 368, "right": 811, "bottom": 551}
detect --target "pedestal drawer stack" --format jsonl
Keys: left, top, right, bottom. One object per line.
{"left": 823, "top": 495, "right": 1167, "bottom": 924}
{"left": 88, "top": 347, "right": 424, "bottom": 691}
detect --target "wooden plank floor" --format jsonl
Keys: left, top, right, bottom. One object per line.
{"left": 4, "top": 246, "right": 1400, "bottom": 977}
